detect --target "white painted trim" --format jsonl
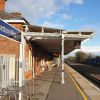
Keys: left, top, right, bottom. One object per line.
{"left": 0, "top": 34, "right": 21, "bottom": 43}
{"left": 62, "top": 30, "right": 94, "bottom": 33}
{"left": 4, "top": 20, "right": 26, "bottom": 24}
{"left": 61, "top": 33, "right": 65, "bottom": 84}
{"left": 22, "top": 32, "right": 93, "bottom": 40}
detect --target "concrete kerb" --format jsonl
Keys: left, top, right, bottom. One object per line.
{"left": 65, "top": 64, "right": 90, "bottom": 100}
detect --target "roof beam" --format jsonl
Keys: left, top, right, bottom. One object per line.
{"left": 22, "top": 31, "right": 93, "bottom": 40}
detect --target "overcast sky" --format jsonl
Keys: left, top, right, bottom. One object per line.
{"left": 6, "top": 0, "right": 100, "bottom": 52}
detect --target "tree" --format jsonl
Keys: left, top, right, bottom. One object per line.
{"left": 66, "top": 56, "right": 76, "bottom": 63}
{"left": 75, "top": 51, "right": 88, "bottom": 62}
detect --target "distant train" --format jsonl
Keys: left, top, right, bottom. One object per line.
{"left": 82, "top": 57, "right": 100, "bottom": 65}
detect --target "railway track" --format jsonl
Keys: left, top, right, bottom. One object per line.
{"left": 69, "top": 63, "right": 100, "bottom": 88}
{"left": 77, "top": 70, "right": 100, "bottom": 88}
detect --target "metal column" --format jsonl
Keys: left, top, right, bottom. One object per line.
{"left": 61, "top": 33, "right": 65, "bottom": 84}
{"left": 19, "top": 34, "right": 24, "bottom": 100}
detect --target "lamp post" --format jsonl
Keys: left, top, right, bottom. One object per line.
{"left": 61, "top": 33, "right": 65, "bottom": 84}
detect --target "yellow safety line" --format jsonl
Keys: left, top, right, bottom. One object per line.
{"left": 65, "top": 67, "right": 88, "bottom": 100}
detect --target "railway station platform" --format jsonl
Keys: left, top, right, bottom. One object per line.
{"left": 1, "top": 64, "right": 100, "bottom": 100}
{"left": 65, "top": 64, "right": 100, "bottom": 100}
{"left": 32, "top": 64, "right": 92, "bottom": 100}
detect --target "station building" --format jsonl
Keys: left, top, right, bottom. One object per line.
{"left": 0, "top": 0, "right": 93, "bottom": 86}
{"left": 0, "top": 0, "right": 59, "bottom": 83}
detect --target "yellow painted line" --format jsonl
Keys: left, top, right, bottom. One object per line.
{"left": 65, "top": 67, "right": 88, "bottom": 100}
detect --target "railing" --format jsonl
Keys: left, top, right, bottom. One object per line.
{"left": 0, "top": 55, "right": 34, "bottom": 100}
{"left": 0, "top": 80, "right": 34, "bottom": 100}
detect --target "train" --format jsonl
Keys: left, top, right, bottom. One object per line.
{"left": 82, "top": 57, "right": 100, "bottom": 65}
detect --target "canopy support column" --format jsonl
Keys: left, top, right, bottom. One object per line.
{"left": 19, "top": 33, "right": 24, "bottom": 100}
{"left": 61, "top": 33, "right": 65, "bottom": 84}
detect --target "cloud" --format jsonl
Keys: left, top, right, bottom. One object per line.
{"left": 6, "top": 0, "right": 58, "bottom": 23}
{"left": 42, "top": 21, "right": 64, "bottom": 28}
{"left": 82, "top": 39, "right": 91, "bottom": 44}
{"left": 81, "top": 24, "right": 100, "bottom": 36}
{"left": 81, "top": 46, "right": 100, "bottom": 52}
{"left": 6, "top": 0, "right": 84, "bottom": 24}
{"left": 65, "top": 46, "right": 100, "bottom": 58}
{"left": 81, "top": 24, "right": 95, "bottom": 32}
{"left": 62, "top": 0, "right": 84, "bottom": 5}
{"left": 80, "top": 24, "right": 100, "bottom": 47}
{"left": 61, "top": 13, "right": 72, "bottom": 20}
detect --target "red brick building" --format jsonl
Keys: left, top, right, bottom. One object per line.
{"left": 0, "top": 0, "right": 93, "bottom": 83}
{"left": 0, "top": 0, "right": 54, "bottom": 82}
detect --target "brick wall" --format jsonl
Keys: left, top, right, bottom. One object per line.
{"left": 24, "top": 70, "right": 33, "bottom": 80}
{"left": 0, "top": 22, "right": 24, "bottom": 58}
{"left": 9, "top": 23, "right": 24, "bottom": 31}
{"left": 32, "top": 43, "right": 54, "bottom": 76}
{"left": 0, "top": 36, "right": 20, "bottom": 57}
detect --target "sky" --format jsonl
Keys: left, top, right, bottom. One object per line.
{"left": 6, "top": 0, "right": 100, "bottom": 53}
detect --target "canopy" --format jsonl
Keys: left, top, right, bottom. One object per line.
{"left": 22, "top": 30, "right": 93, "bottom": 55}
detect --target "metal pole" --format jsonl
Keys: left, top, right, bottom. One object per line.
{"left": 19, "top": 34, "right": 24, "bottom": 100}
{"left": 61, "top": 33, "right": 65, "bottom": 84}
{"left": 22, "top": 35, "right": 25, "bottom": 81}
{"left": 33, "top": 55, "right": 35, "bottom": 78}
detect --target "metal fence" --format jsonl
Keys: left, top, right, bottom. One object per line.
{"left": 0, "top": 55, "right": 16, "bottom": 88}
{"left": 0, "top": 80, "right": 34, "bottom": 100}
{"left": 0, "top": 55, "right": 34, "bottom": 100}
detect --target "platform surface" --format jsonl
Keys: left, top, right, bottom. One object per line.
{"left": 33, "top": 66, "right": 86, "bottom": 100}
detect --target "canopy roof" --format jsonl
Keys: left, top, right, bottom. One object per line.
{"left": 23, "top": 25, "right": 93, "bottom": 55}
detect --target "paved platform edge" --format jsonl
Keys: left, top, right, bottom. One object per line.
{"left": 65, "top": 64, "right": 100, "bottom": 100}
{"left": 65, "top": 64, "right": 89, "bottom": 100}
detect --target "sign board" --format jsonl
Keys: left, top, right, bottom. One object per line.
{"left": 0, "top": 18, "right": 21, "bottom": 41}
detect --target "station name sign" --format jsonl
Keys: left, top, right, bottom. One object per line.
{"left": 0, "top": 19, "right": 21, "bottom": 41}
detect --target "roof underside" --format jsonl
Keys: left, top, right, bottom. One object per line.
{"left": 23, "top": 30, "right": 93, "bottom": 55}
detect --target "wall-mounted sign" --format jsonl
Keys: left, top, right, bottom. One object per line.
{"left": 0, "top": 18, "right": 21, "bottom": 41}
